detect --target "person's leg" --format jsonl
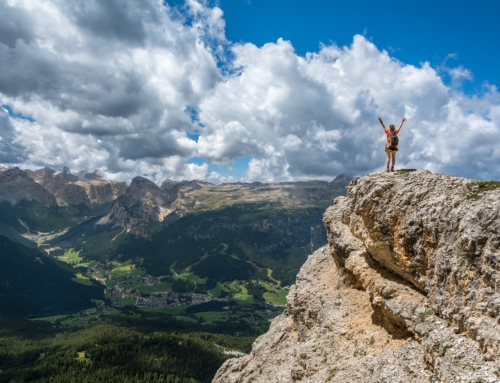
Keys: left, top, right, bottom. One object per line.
{"left": 385, "top": 152, "right": 390, "bottom": 171}
{"left": 391, "top": 152, "right": 396, "bottom": 171}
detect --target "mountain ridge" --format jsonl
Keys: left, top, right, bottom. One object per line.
{"left": 0, "top": 166, "right": 127, "bottom": 234}
{"left": 26, "top": 166, "right": 127, "bottom": 214}
{"left": 95, "top": 174, "right": 352, "bottom": 238}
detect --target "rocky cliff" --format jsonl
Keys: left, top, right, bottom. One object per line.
{"left": 0, "top": 166, "right": 127, "bottom": 233}
{"left": 26, "top": 166, "right": 127, "bottom": 210}
{"left": 213, "top": 170, "right": 500, "bottom": 383}
{"left": 96, "top": 176, "right": 177, "bottom": 237}
{"left": 0, "top": 167, "right": 58, "bottom": 206}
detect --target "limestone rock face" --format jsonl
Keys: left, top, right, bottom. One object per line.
{"left": 26, "top": 167, "right": 79, "bottom": 195}
{"left": 56, "top": 183, "right": 91, "bottom": 208}
{"left": 97, "top": 176, "right": 177, "bottom": 238}
{"left": 71, "top": 180, "right": 127, "bottom": 206}
{"left": 26, "top": 167, "right": 126, "bottom": 209}
{"left": 0, "top": 167, "right": 57, "bottom": 206}
{"left": 334, "top": 171, "right": 500, "bottom": 359}
{"left": 213, "top": 171, "right": 500, "bottom": 383}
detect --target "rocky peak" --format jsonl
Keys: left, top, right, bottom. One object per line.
{"left": 74, "top": 169, "right": 101, "bottom": 181}
{"left": 331, "top": 171, "right": 500, "bottom": 356}
{"left": 56, "top": 183, "right": 91, "bottom": 208}
{"left": 160, "top": 179, "right": 178, "bottom": 192}
{"left": 71, "top": 180, "right": 127, "bottom": 206}
{"left": 214, "top": 170, "right": 500, "bottom": 382}
{"left": 97, "top": 176, "right": 176, "bottom": 237}
{"left": 160, "top": 179, "right": 180, "bottom": 201}
{"left": 1, "top": 167, "right": 30, "bottom": 181}
{"left": 160, "top": 179, "right": 202, "bottom": 195}
{"left": 329, "top": 173, "right": 352, "bottom": 187}
{"left": 128, "top": 176, "right": 161, "bottom": 193}
{"left": 26, "top": 166, "right": 78, "bottom": 194}
{"left": 25, "top": 167, "right": 126, "bottom": 210}
{"left": 120, "top": 176, "right": 170, "bottom": 209}
{"left": 0, "top": 167, "right": 57, "bottom": 206}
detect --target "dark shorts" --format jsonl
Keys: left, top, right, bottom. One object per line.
{"left": 385, "top": 147, "right": 399, "bottom": 152}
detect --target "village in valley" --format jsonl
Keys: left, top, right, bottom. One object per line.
{"left": 109, "top": 274, "right": 221, "bottom": 307}
{"left": 35, "top": 246, "right": 285, "bottom": 332}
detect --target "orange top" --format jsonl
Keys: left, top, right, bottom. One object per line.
{"left": 385, "top": 128, "right": 400, "bottom": 142}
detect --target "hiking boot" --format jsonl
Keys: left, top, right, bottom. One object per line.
{"left": 390, "top": 167, "right": 394, "bottom": 172}
{"left": 386, "top": 167, "right": 390, "bottom": 172}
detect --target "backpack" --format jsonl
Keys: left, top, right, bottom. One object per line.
{"left": 389, "top": 131, "right": 399, "bottom": 148}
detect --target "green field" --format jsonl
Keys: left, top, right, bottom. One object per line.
{"left": 258, "top": 281, "right": 289, "bottom": 305}
{"left": 136, "top": 282, "right": 172, "bottom": 293}
{"left": 121, "top": 279, "right": 141, "bottom": 289}
{"left": 233, "top": 295, "right": 255, "bottom": 303}
{"left": 118, "top": 298, "right": 137, "bottom": 306}
{"left": 178, "top": 271, "right": 206, "bottom": 284}
{"left": 208, "top": 281, "right": 226, "bottom": 298}
{"left": 77, "top": 259, "right": 100, "bottom": 268}
{"left": 175, "top": 315, "right": 198, "bottom": 322}
{"left": 195, "top": 311, "right": 228, "bottom": 324}
{"left": 140, "top": 305, "right": 191, "bottom": 315}
{"left": 57, "top": 248, "right": 83, "bottom": 265}
{"left": 72, "top": 273, "right": 94, "bottom": 286}
{"left": 35, "top": 308, "right": 123, "bottom": 327}
{"left": 263, "top": 289, "right": 288, "bottom": 305}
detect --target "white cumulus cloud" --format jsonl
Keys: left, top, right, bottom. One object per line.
{"left": 0, "top": 0, "right": 221, "bottom": 181}
{"left": 197, "top": 35, "right": 500, "bottom": 180}
{"left": 1, "top": 1, "right": 499, "bottom": 183}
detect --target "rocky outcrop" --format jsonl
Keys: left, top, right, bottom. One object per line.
{"left": 26, "top": 167, "right": 79, "bottom": 195}
{"left": 97, "top": 176, "right": 177, "bottom": 237}
{"left": 56, "top": 183, "right": 91, "bottom": 208}
{"left": 332, "top": 171, "right": 500, "bottom": 359}
{"left": 213, "top": 170, "right": 500, "bottom": 383}
{"left": 70, "top": 180, "right": 127, "bottom": 207}
{"left": 26, "top": 167, "right": 126, "bottom": 210}
{"left": 0, "top": 167, "right": 57, "bottom": 206}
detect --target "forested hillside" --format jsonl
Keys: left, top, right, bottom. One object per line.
{"left": 0, "top": 236, "right": 103, "bottom": 318}
{"left": 0, "top": 319, "right": 253, "bottom": 383}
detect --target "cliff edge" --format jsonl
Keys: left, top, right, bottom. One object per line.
{"left": 213, "top": 170, "right": 500, "bottom": 383}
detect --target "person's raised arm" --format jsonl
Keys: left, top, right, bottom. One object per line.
{"left": 397, "top": 117, "right": 406, "bottom": 132}
{"left": 378, "top": 117, "right": 387, "bottom": 130}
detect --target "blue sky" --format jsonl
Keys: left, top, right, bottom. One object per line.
{"left": 192, "top": 0, "right": 500, "bottom": 180}
{"left": 217, "top": 0, "right": 500, "bottom": 90}
{"left": 1, "top": 0, "right": 500, "bottom": 183}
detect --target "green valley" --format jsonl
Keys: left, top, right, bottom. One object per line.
{"left": 0, "top": 167, "right": 351, "bottom": 382}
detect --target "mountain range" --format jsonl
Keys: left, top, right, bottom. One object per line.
{"left": 0, "top": 166, "right": 352, "bottom": 318}
{"left": 0, "top": 167, "right": 126, "bottom": 235}
{"left": 50, "top": 174, "right": 352, "bottom": 284}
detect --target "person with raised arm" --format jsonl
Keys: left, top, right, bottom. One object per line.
{"left": 378, "top": 117, "right": 406, "bottom": 172}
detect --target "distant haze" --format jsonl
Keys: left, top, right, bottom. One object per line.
{"left": 1, "top": 1, "right": 499, "bottom": 183}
